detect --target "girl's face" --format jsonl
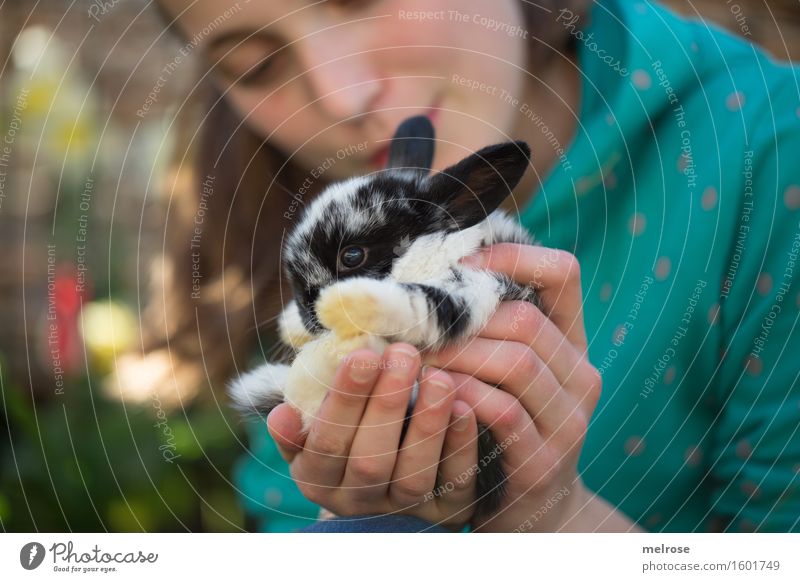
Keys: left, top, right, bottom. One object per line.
{"left": 162, "top": 0, "right": 529, "bottom": 179}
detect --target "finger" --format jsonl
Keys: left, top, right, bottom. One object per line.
{"left": 462, "top": 244, "right": 587, "bottom": 350}
{"left": 449, "top": 372, "right": 549, "bottom": 473}
{"left": 423, "top": 337, "right": 577, "bottom": 438}
{"left": 469, "top": 301, "right": 601, "bottom": 408}
{"left": 296, "top": 349, "right": 382, "bottom": 490}
{"left": 342, "top": 344, "right": 419, "bottom": 499}
{"left": 435, "top": 400, "right": 478, "bottom": 512}
{"left": 390, "top": 366, "right": 457, "bottom": 506}
{"left": 267, "top": 403, "right": 306, "bottom": 463}
{"left": 479, "top": 301, "right": 591, "bottom": 393}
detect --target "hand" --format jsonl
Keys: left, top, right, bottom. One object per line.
{"left": 266, "top": 343, "right": 480, "bottom": 529}
{"left": 423, "top": 244, "right": 603, "bottom": 532}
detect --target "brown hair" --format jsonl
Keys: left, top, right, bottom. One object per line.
{"left": 125, "top": 0, "right": 589, "bottom": 407}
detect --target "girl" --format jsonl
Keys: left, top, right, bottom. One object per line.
{"left": 146, "top": 0, "right": 800, "bottom": 532}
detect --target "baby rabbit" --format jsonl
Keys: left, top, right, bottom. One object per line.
{"left": 230, "top": 115, "right": 539, "bottom": 517}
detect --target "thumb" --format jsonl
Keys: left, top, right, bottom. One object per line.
{"left": 267, "top": 403, "right": 306, "bottom": 462}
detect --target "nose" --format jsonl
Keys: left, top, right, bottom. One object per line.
{"left": 297, "top": 29, "right": 383, "bottom": 121}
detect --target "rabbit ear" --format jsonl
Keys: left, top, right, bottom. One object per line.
{"left": 386, "top": 115, "right": 435, "bottom": 174}
{"left": 423, "top": 141, "right": 531, "bottom": 230}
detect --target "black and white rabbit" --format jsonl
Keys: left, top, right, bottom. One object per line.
{"left": 230, "top": 115, "right": 539, "bottom": 517}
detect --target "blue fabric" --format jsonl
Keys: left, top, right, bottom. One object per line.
{"left": 297, "top": 514, "right": 450, "bottom": 533}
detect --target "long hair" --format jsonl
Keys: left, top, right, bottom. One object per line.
{"left": 124, "top": 0, "right": 589, "bottom": 407}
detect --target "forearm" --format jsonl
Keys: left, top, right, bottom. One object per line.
{"left": 478, "top": 482, "right": 645, "bottom": 533}
{"left": 555, "top": 484, "right": 645, "bottom": 532}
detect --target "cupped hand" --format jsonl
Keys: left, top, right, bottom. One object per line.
{"left": 423, "top": 243, "right": 603, "bottom": 532}
{"left": 266, "top": 343, "right": 480, "bottom": 529}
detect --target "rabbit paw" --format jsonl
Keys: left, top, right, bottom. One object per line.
{"left": 316, "top": 278, "right": 411, "bottom": 339}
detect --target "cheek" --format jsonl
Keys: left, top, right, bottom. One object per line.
{"left": 227, "top": 87, "right": 341, "bottom": 172}
{"left": 387, "top": 0, "right": 528, "bottom": 164}
{"left": 227, "top": 89, "right": 314, "bottom": 149}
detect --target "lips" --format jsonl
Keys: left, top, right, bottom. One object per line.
{"left": 370, "top": 144, "right": 390, "bottom": 168}
{"left": 426, "top": 96, "right": 442, "bottom": 125}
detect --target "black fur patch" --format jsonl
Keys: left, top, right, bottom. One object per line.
{"left": 493, "top": 273, "right": 541, "bottom": 308}
{"left": 402, "top": 283, "right": 470, "bottom": 342}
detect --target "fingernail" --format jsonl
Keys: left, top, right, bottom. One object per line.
{"left": 348, "top": 359, "right": 376, "bottom": 383}
{"left": 452, "top": 414, "right": 470, "bottom": 432}
{"left": 422, "top": 367, "right": 452, "bottom": 406}
{"left": 460, "top": 249, "right": 488, "bottom": 268}
{"left": 387, "top": 345, "right": 417, "bottom": 377}
{"left": 391, "top": 344, "right": 419, "bottom": 359}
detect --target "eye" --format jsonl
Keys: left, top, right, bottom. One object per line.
{"left": 236, "top": 53, "right": 285, "bottom": 87}
{"left": 339, "top": 245, "right": 367, "bottom": 269}
{"left": 212, "top": 39, "right": 288, "bottom": 88}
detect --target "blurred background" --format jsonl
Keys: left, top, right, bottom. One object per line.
{"left": 1, "top": 0, "right": 798, "bottom": 532}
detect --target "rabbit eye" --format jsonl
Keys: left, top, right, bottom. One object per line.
{"left": 339, "top": 245, "right": 367, "bottom": 269}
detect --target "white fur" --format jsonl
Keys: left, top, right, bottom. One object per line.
{"left": 228, "top": 363, "right": 290, "bottom": 412}
{"left": 278, "top": 300, "right": 314, "bottom": 348}
{"left": 392, "top": 211, "right": 531, "bottom": 283}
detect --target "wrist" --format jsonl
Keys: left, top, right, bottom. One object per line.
{"left": 554, "top": 481, "right": 644, "bottom": 532}
{"left": 473, "top": 480, "right": 585, "bottom": 533}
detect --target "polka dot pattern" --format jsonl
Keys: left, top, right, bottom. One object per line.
{"left": 645, "top": 513, "right": 663, "bottom": 528}
{"left": 632, "top": 69, "right": 652, "bottom": 90}
{"left": 757, "top": 273, "right": 773, "bottom": 296}
{"left": 603, "top": 171, "right": 618, "bottom": 190}
{"left": 576, "top": 176, "right": 595, "bottom": 196}
{"left": 736, "top": 439, "right": 753, "bottom": 461}
{"left": 708, "top": 303, "right": 720, "bottom": 326}
{"left": 600, "top": 282, "right": 613, "bottom": 302}
{"left": 784, "top": 185, "right": 800, "bottom": 210}
{"left": 745, "top": 355, "right": 763, "bottom": 376}
{"left": 701, "top": 186, "right": 718, "bottom": 210}
{"left": 655, "top": 256, "right": 671, "bottom": 280}
{"left": 265, "top": 488, "right": 283, "bottom": 506}
{"left": 726, "top": 91, "right": 746, "bottom": 111}
{"left": 677, "top": 153, "right": 690, "bottom": 173}
{"left": 739, "top": 519, "right": 757, "bottom": 532}
{"left": 684, "top": 445, "right": 703, "bottom": 467}
{"left": 628, "top": 213, "right": 646, "bottom": 236}
{"left": 741, "top": 481, "right": 761, "bottom": 499}
{"left": 624, "top": 436, "right": 646, "bottom": 457}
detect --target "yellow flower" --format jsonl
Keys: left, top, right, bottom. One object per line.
{"left": 80, "top": 300, "right": 137, "bottom": 375}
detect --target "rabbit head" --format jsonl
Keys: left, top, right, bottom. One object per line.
{"left": 283, "top": 115, "right": 531, "bottom": 333}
